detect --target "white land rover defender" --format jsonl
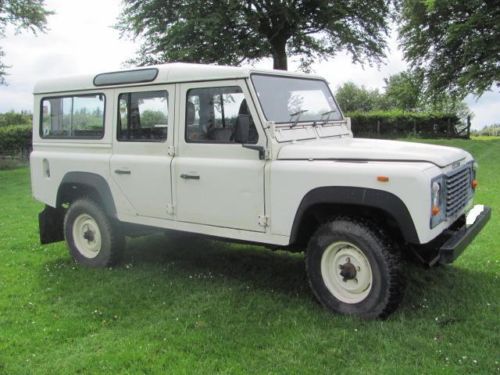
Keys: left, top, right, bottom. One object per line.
{"left": 31, "top": 63, "right": 491, "bottom": 318}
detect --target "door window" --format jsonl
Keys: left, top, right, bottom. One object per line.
{"left": 117, "top": 90, "right": 168, "bottom": 142}
{"left": 185, "top": 86, "right": 258, "bottom": 144}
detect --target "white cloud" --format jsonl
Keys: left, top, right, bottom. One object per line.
{"left": 1, "top": 1, "right": 498, "bottom": 130}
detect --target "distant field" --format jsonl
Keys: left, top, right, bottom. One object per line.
{"left": 0, "top": 138, "right": 498, "bottom": 374}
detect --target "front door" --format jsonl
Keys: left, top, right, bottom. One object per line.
{"left": 172, "top": 80, "right": 266, "bottom": 232}
{"left": 110, "top": 86, "right": 174, "bottom": 219}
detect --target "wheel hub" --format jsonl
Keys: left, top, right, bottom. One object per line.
{"left": 83, "top": 226, "right": 95, "bottom": 242}
{"left": 339, "top": 258, "right": 357, "bottom": 281}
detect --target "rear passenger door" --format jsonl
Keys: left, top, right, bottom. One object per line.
{"left": 110, "top": 86, "right": 174, "bottom": 219}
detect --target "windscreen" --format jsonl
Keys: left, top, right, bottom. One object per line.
{"left": 251, "top": 74, "right": 342, "bottom": 124}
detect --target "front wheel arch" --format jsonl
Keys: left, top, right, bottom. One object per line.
{"left": 289, "top": 187, "right": 419, "bottom": 247}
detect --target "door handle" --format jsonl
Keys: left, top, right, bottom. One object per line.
{"left": 114, "top": 169, "right": 131, "bottom": 175}
{"left": 180, "top": 173, "right": 200, "bottom": 180}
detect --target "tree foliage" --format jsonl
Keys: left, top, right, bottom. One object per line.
{"left": 0, "top": 110, "right": 32, "bottom": 126}
{"left": 116, "top": 0, "right": 391, "bottom": 71}
{"left": 335, "top": 70, "right": 472, "bottom": 119}
{"left": 0, "top": 0, "right": 52, "bottom": 83}
{"left": 335, "top": 82, "right": 387, "bottom": 112}
{"left": 397, "top": 0, "right": 500, "bottom": 98}
{"left": 384, "top": 70, "right": 423, "bottom": 112}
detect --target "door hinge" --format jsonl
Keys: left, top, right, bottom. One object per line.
{"left": 167, "top": 146, "right": 175, "bottom": 157}
{"left": 258, "top": 215, "right": 269, "bottom": 227}
{"left": 166, "top": 203, "right": 175, "bottom": 215}
{"left": 264, "top": 149, "right": 271, "bottom": 160}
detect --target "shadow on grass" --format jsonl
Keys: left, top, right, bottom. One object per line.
{"left": 123, "top": 233, "right": 309, "bottom": 295}
{"left": 37, "top": 233, "right": 497, "bottom": 321}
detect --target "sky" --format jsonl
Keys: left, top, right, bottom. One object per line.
{"left": 0, "top": 0, "right": 498, "bottom": 130}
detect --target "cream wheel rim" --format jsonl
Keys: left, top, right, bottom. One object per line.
{"left": 72, "top": 213, "right": 102, "bottom": 258}
{"left": 320, "top": 241, "right": 373, "bottom": 304}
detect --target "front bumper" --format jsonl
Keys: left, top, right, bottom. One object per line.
{"left": 438, "top": 205, "right": 491, "bottom": 264}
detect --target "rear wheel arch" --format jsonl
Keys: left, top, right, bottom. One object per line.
{"left": 289, "top": 187, "right": 419, "bottom": 248}
{"left": 56, "top": 172, "right": 117, "bottom": 217}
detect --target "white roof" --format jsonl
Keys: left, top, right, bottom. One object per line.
{"left": 33, "top": 62, "right": 323, "bottom": 94}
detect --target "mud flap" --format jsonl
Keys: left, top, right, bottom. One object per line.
{"left": 39, "top": 205, "right": 65, "bottom": 244}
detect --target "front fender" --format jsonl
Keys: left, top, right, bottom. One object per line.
{"left": 289, "top": 186, "right": 419, "bottom": 244}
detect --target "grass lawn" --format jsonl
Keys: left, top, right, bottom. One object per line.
{"left": 0, "top": 138, "right": 498, "bottom": 374}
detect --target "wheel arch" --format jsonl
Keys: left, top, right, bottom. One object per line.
{"left": 56, "top": 172, "right": 117, "bottom": 217}
{"left": 289, "top": 187, "right": 419, "bottom": 248}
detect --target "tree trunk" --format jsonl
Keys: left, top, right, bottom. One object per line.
{"left": 271, "top": 39, "right": 288, "bottom": 70}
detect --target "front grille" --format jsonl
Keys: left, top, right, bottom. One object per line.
{"left": 445, "top": 164, "right": 473, "bottom": 218}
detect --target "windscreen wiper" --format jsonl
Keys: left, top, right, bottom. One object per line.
{"left": 289, "top": 109, "right": 309, "bottom": 128}
{"left": 320, "top": 110, "right": 337, "bottom": 126}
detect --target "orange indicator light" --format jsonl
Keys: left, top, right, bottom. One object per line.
{"left": 472, "top": 179, "right": 478, "bottom": 189}
{"left": 432, "top": 206, "right": 441, "bottom": 216}
{"left": 377, "top": 176, "right": 389, "bottom": 182}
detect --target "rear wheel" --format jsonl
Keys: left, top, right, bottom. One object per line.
{"left": 64, "top": 198, "right": 124, "bottom": 267}
{"left": 306, "top": 218, "right": 404, "bottom": 319}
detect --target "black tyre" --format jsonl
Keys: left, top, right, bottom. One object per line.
{"left": 306, "top": 218, "right": 404, "bottom": 319}
{"left": 64, "top": 198, "right": 124, "bottom": 267}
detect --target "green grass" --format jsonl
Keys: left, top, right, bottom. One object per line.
{"left": 0, "top": 138, "right": 499, "bottom": 374}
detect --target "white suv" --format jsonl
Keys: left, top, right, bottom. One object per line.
{"left": 31, "top": 63, "right": 491, "bottom": 318}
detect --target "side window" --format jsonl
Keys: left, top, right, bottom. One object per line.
{"left": 117, "top": 90, "right": 168, "bottom": 142}
{"left": 185, "top": 86, "right": 258, "bottom": 144}
{"left": 41, "top": 94, "right": 105, "bottom": 138}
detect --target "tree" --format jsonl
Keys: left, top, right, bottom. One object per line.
{"left": 116, "top": 0, "right": 391, "bottom": 71}
{"left": 334, "top": 71, "right": 472, "bottom": 119}
{"left": 0, "top": 0, "right": 52, "bottom": 84}
{"left": 384, "top": 70, "right": 423, "bottom": 112}
{"left": 384, "top": 69, "right": 473, "bottom": 118}
{"left": 335, "top": 82, "right": 387, "bottom": 112}
{"left": 397, "top": 0, "right": 500, "bottom": 98}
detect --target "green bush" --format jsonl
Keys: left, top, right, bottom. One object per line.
{"left": 0, "top": 125, "right": 32, "bottom": 154}
{"left": 0, "top": 111, "right": 32, "bottom": 127}
{"left": 346, "top": 110, "right": 463, "bottom": 138}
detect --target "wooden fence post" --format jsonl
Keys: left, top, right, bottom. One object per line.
{"left": 466, "top": 115, "right": 471, "bottom": 139}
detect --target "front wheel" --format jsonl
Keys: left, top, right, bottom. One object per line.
{"left": 64, "top": 198, "right": 124, "bottom": 267}
{"left": 306, "top": 218, "right": 404, "bottom": 319}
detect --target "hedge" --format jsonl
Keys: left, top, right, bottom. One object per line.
{"left": 346, "top": 110, "right": 467, "bottom": 138}
{"left": 0, "top": 125, "right": 32, "bottom": 155}
{"left": 0, "top": 111, "right": 32, "bottom": 127}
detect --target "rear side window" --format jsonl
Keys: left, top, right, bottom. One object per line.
{"left": 41, "top": 94, "right": 105, "bottom": 138}
{"left": 117, "top": 91, "right": 168, "bottom": 142}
